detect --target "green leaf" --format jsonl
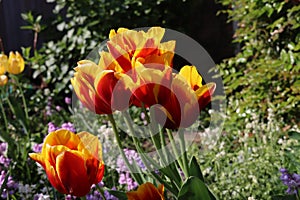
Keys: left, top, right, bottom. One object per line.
{"left": 188, "top": 156, "right": 204, "bottom": 181}
{"left": 106, "top": 189, "right": 128, "bottom": 200}
{"left": 288, "top": 131, "right": 300, "bottom": 141}
{"left": 272, "top": 194, "right": 297, "bottom": 200}
{"left": 178, "top": 176, "right": 211, "bottom": 200}
{"left": 159, "top": 163, "right": 182, "bottom": 186}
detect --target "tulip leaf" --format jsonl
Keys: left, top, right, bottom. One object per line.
{"left": 188, "top": 157, "right": 219, "bottom": 200}
{"left": 177, "top": 176, "right": 211, "bottom": 200}
{"left": 188, "top": 156, "right": 204, "bottom": 181}
{"left": 106, "top": 189, "right": 128, "bottom": 200}
{"left": 159, "top": 162, "right": 182, "bottom": 187}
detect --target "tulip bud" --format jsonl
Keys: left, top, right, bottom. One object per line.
{"left": 0, "top": 75, "right": 8, "bottom": 86}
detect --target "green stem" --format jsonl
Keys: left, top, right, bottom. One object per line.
{"left": 95, "top": 184, "right": 106, "bottom": 200}
{"left": 0, "top": 91, "right": 8, "bottom": 133}
{"left": 122, "top": 111, "right": 179, "bottom": 195}
{"left": 159, "top": 128, "right": 169, "bottom": 163}
{"left": 167, "top": 129, "right": 183, "bottom": 170}
{"left": 107, "top": 114, "right": 143, "bottom": 185}
{"left": 178, "top": 128, "right": 189, "bottom": 178}
{"left": 13, "top": 76, "right": 29, "bottom": 120}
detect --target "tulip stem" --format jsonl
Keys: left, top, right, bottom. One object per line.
{"left": 95, "top": 184, "right": 106, "bottom": 200}
{"left": 107, "top": 114, "right": 144, "bottom": 185}
{"left": 0, "top": 90, "right": 8, "bottom": 133}
{"left": 12, "top": 75, "right": 29, "bottom": 120}
{"left": 80, "top": 196, "right": 86, "bottom": 200}
{"left": 166, "top": 129, "right": 183, "bottom": 171}
{"left": 178, "top": 128, "right": 189, "bottom": 178}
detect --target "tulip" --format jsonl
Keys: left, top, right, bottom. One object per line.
{"left": 179, "top": 65, "right": 216, "bottom": 110}
{"left": 71, "top": 60, "right": 133, "bottom": 114}
{"left": 131, "top": 62, "right": 173, "bottom": 108}
{"left": 157, "top": 66, "right": 216, "bottom": 129}
{"left": 153, "top": 71, "right": 200, "bottom": 129}
{"left": 7, "top": 51, "right": 25, "bottom": 75}
{"left": 104, "top": 27, "right": 175, "bottom": 73}
{"left": 0, "top": 54, "right": 8, "bottom": 75}
{"left": 127, "top": 182, "right": 164, "bottom": 200}
{"left": 29, "top": 129, "right": 105, "bottom": 197}
{"left": 0, "top": 75, "right": 8, "bottom": 86}
{"left": 131, "top": 64, "right": 215, "bottom": 129}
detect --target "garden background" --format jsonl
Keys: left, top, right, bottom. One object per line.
{"left": 0, "top": 0, "right": 299, "bottom": 199}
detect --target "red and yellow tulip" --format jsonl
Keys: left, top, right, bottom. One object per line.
{"left": 71, "top": 60, "right": 133, "bottom": 114}
{"left": 132, "top": 64, "right": 215, "bottom": 129}
{"left": 103, "top": 27, "right": 175, "bottom": 73}
{"left": 127, "top": 182, "right": 164, "bottom": 200}
{"left": 29, "top": 129, "right": 105, "bottom": 197}
{"left": 179, "top": 65, "right": 216, "bottom": 110}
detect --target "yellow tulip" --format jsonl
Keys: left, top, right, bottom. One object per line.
{"left": 127, "top": 182, "right": 164, "bottom": 200}
{"left": 29, "top": 129, "right": 105, "bottom": 197}
{"left": 0, "top": 54, "right": 8, "bottom": 75}
{"left": 7, "top": 51, "right": 25, "bottom": 75}
{"left": 0, "top": 75, "right": 8, "bottom": 86}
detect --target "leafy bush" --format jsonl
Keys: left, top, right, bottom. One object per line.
{"left": 217, "top": 0, "right": 300, "bottom": 131}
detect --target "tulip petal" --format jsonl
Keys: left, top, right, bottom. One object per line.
{"left": 44, "top": 159, "right": 68, "bottom": 194}
{"left": 56, "top": 151, "right": 91, "bottom": 197}
{"left": 77, "top": 131, "right": 102, "bottom": 161}
{"left": 29, "top": 153, "right": 45, "bottom": 168}
{"left": 42, "top": 130, "right": 81, "bottom": 155}
{"left": 107, "top": 42, "right": 132, "bottom": 72}
{"left": 0, "top": 54, "right": 8, "bottom": 75}
{"left": 179, "top": 65, "right": 203, "bottom": 90}
{"left": 196, "top": 82, "right": 216, "bottom": 110}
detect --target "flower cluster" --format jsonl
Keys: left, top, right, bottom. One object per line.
{"left": 279, "top": 168, "right": 300, "bottom": 194}
{"left": 0, "top": 170, "right": 18, "bottom": 199}
{"left": 116, "top": 149, "right": 146, "bottom": 191}
{"left": 71, "top": 27, "right": 215, "bottom": 129}
{"left": 0, "top": 51, "right": 25, "bottom": 86}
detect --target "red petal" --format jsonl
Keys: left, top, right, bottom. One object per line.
{"left": 56, "top": 151, "right": 91, "bottom": 197}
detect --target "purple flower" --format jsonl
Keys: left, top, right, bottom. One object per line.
{"left": 280, "top": 168, "right": 300, "bottom": 194}
{"left": 0, "top": 155, "right": 10, "bottom": 167}
{"left": 56, "top": 105, "right": 62, "bottom": 112}
{"left": 65, "top": 97, "right": 72, "bottom": 105}
{"left": 32, "top": 143, "right": 43, "bottom": 153}
{"left": 118, "top": 172, "right": 138, "bottom": 191}
{"left": 60, "top": 122, "right": 76, "bottom": 132}
{"left": 34, "top": 193, "right": 50, "bottom": 200}
{"left": 0, "top": 171, "right": 18, "bottom": 198}
{"left": 65, "top": 194, "right": 76, "bottom": 200}
{"left": 47, "top": 122, "right": 57, "bottom": 133}
{"left": 116, "top": 149, "right": 146, "bottom": 172}
{"left": 85, "top": 182, "right": 118, "bottom": 200}
{"left": 0, "top": 143, "right": 8, "bottom": 154}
